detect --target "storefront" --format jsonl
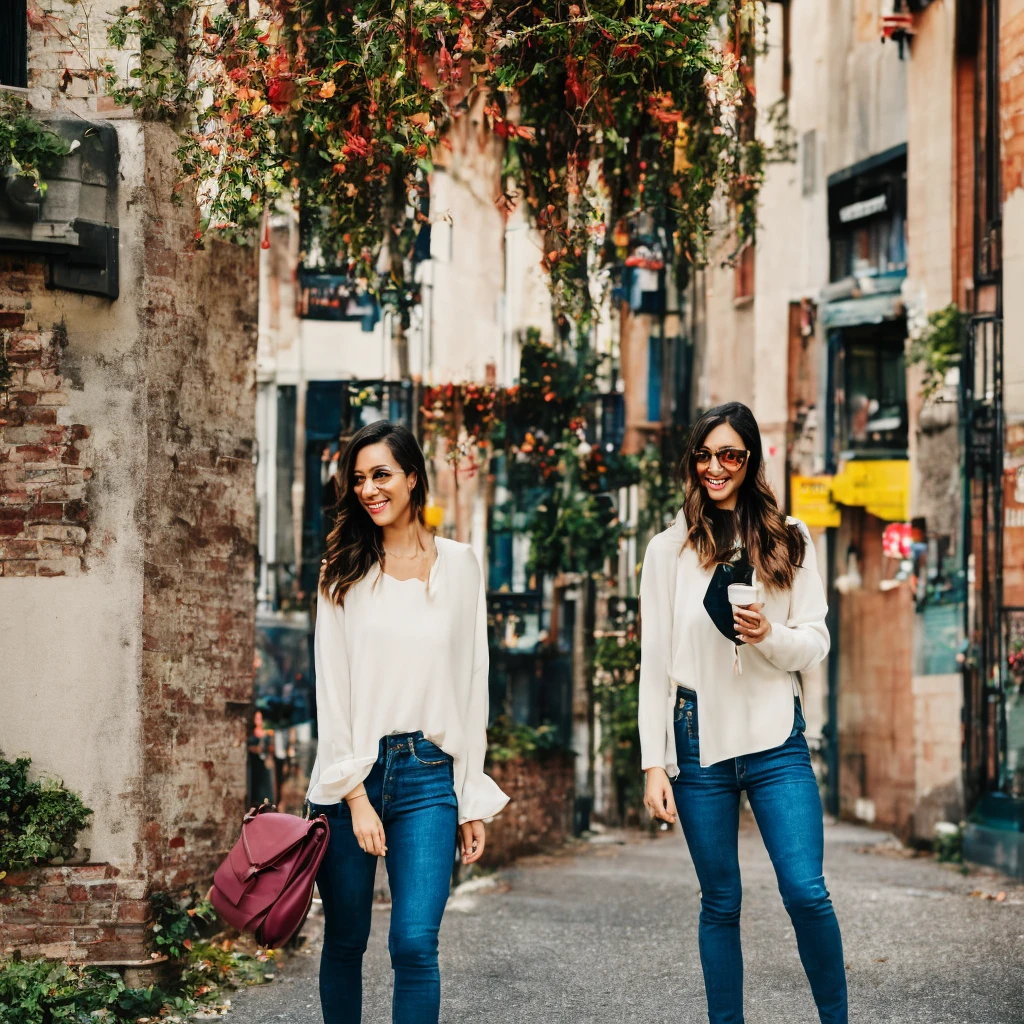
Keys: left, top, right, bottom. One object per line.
{"left": 816, "top": 146, "right": 921, "bottom": 832}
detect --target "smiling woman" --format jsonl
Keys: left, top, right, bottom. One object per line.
{"left": 638, "top": 401, "right": 845, "bottom": 1024}
{"left": 309, "top": 420, "right": 507, "bottom": 1024}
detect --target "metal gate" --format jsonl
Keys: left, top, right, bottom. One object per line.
{"left": 960, "top": 314, "right": 1005, "bottom": 807}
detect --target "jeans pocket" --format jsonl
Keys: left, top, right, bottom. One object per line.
{"left": 410, "top": 739, "right": 451, "bottom": 767}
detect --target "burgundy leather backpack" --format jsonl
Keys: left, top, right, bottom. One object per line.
{"left": 211, "top": 805, "right": 329, "bottom": 949}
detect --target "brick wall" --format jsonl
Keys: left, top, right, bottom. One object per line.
{"left": 0, "top": 865, "right": 149, "bottom": 963}
{"left": 1001, "top": 1, "right": 1024, "bottom": 196}
{"left": 1, "top": 123, "right": 258, "bottom": 963}
{"left": 0, "top": 259, "right": 92, "bottom": 577}
{"left": 481, "top": 753, "right": 575, "bottom": 867}
{"left": 133, "top": 127, "right": 257, "bottom": 892}
{"left": 836, "top": 509, "right": 918, "bottom": 837}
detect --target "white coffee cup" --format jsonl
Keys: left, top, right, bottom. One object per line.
{"left": 727, "top": 582, "right": 760, "bottom": 609}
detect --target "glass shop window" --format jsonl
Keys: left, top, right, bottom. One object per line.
{"left": 838, "top": 330, "right": 908, "bottom": 455}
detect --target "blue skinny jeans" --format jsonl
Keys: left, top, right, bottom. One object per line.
{"left": 310, "top": 732, "right": 458, "bottom": 1024}
{"left": 672, "top": 689, "right": 848, "bottom": 1024}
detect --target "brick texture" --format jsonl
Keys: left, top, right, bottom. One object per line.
{"left": 134, "top": 126, "right": 257, "bottom": 892}
{"left": 0, "top": 258, "right": 92, "bottom": 578}
{"left": 481, "top": 753, "right": 575, "bottom": 867}
{"left": 1002, "top": 6, "right": 1024, "bottom": 195}
{"left": 835, "top": 509, "right": 918, "bottom": 837}
{"left": 2, "top": 124, "right": 258, "bottom": 961}
{"left": 0, "top": 865, "right": 150, "bottom": 962}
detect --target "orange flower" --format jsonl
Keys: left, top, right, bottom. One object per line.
{"left": 319, "top": 80, "right": 337, "bottom": 99}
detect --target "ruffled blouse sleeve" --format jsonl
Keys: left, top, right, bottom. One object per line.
{"left": 307, "top": 590, "right": 377, "bottom": 805}
{"left": 456, "top": 562, "right": 510, "bottom": 824}
{"left": 638, "top": 533, "right": 678, "bottom": 772}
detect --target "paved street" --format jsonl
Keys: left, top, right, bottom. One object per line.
{"left": 223, "top": 819, "right": 1024, "bottom": 1024}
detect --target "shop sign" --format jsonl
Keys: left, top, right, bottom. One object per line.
{"left": 831, "top": 459, "right": 910, "bottom": 522}
{"left": 790, "top": 475, "right": 842, "bottom": 528}
{"left": 838, "top": 193, "right": 887, "bottom": 223}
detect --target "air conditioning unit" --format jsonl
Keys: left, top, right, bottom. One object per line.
{"left": 0, "top": 119, "right": 119, "bottom": 300}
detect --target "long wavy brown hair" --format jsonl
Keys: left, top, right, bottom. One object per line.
{"left": 679, "top": 402, "right": 805, "bottom": 592}
{"left": 320, "top": 421, "right": 429, "bottom": 605}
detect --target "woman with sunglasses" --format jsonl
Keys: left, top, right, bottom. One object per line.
{"left": 308, "top": 420, "right": 508, "bottom": 1024}
{"left": 639, "top": 402, "right": 846, "bottom": 1024}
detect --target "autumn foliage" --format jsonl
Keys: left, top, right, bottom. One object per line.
{"left": 105, "top": 1, "right": 763, "bottom": 320}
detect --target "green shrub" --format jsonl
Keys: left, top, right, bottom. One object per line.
{"left": 0, "top": 754, "right": 93, "bottom": 873}
{"left": 0, "top": 957, "right": 165, "bottom": 1024}
{"left": 908, "top": 303, "right": 962, "bottom": 399}
{"left": 933, "top": 822, "right": 964, "bottom": 864}
{"left": 0, "top": 938, "right": 273, "bottom": 1024}
{"left": 149, "top": 889, "right": 217, "bottom": 961}
{"left": 0, "top": 95, "right": 71, "bottom": 196}
{"left": 487, "top": 716, "right": 563, "bottom": 763}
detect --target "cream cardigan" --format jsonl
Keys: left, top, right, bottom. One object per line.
{"left": 638, "top": 512, "right": 829, "bottom": 773}
{"left": 306, "top": 537, "right": 509, "bottom": 824}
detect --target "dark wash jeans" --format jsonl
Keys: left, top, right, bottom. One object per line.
{"left": 672, "top": 688, "right": 848, "bottom": 1024}
{"left": 310, "top": 732, "right": 458, "bottom": 1024}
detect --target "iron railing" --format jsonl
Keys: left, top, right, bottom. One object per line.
{"left": 960, "top": 313, "right": 1005, "bottom": 806}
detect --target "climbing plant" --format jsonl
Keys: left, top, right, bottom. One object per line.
{"left": 907, "top": 302, "right": 962, "bottom": 399}
{"left": 593, "top": 632, "right": 643, "bottom": 822}
{"left": 102, "top": 0, "right": 766, "bottom": 320}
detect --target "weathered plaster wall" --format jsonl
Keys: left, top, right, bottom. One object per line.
{"left": 824, "top": 0, "right": 908, "bottom": 176}
{"left": 1, "top": 121, "right": 150, "bottom": 871}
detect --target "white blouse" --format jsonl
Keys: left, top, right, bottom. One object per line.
{"left": 638, "top": 512, "right": 830, "bottom": 772}
{"left": 306, "top": 536, "right": 509, "bottom": 824}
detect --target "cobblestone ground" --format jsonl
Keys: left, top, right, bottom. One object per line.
{"left": 222, "top": 818, "right": 1024, "bottom": 1023}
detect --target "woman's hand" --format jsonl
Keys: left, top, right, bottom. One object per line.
{"left": 347, "top": 792, "right": 386, "bottom": 856}
{"left": 643, "top": 767, "right": 678, "bottom": 824}
{"left": 458, "top": 820, "right": 485, "bottom": 865}
{"left": 734, "top": 602, "right": 772, "bottom": 645}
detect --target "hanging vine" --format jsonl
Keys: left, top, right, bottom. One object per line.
{"left": 101, "top": 1, "right": 765, "bottom": 318}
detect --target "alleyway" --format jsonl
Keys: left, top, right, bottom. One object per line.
{"left": 222, "top": 819, "right": 1024, "bottom": 1024}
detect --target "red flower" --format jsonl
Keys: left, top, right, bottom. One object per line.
{"left": 267, "top": 77, "right": 296, "bottom": 112}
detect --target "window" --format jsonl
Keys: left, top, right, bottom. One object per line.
{"left": 734, "top": 241, "right": 755, "bottom": 302}
{"left": 827, "top": 148, "right": 907, "bottom": 282}
{"left": 1, "top": 0, "right": 28, "bottom": 88}
{"left": 836, "top": 326, "right": 908, "bottom": 455}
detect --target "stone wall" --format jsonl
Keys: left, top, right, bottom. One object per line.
{"left": 481, "top": 753, "right": 575, "bottom": 867}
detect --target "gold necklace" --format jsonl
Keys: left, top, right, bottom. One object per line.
{"left": 383, "top": 547, "right": 425, "bottom": 560}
